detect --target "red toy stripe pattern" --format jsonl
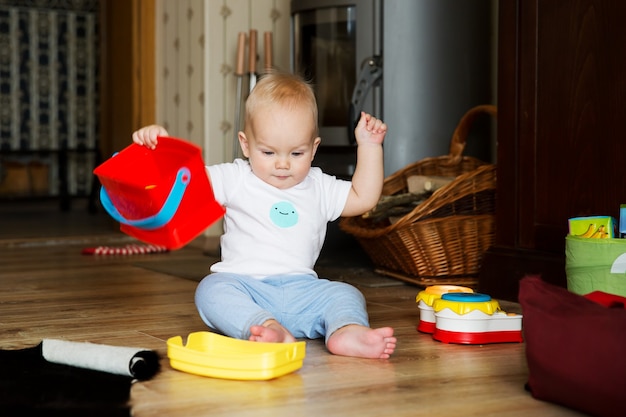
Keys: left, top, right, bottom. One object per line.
{"left": 81, "top": 244, "right": 169, "bottom": 255}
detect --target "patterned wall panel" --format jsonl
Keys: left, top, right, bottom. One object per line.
{"left": 156, "top": 0, "right": 205, "bottom": 142}
{"left": 0, "top": 0, "right": 99, "bottom": 196}
{"left": 0, "top": 0, "right": 98, "bottom": 151}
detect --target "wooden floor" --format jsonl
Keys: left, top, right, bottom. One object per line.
{"left": 0, "top": 201, "right": 584, "bottom": 417}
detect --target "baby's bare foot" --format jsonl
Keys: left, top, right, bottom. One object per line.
{"left": 327, "top": 325, "right": 396, "bottom": 359}
{"left": 249, "top": 319, "right": 296, "bottom": 343}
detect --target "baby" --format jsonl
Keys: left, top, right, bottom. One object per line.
{"left": 132, "top": 71, "right": 396, "bottom": 359}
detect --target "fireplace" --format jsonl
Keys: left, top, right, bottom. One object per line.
{"left": 291, "top": 0, "right": 380, "bottom": 149}
{"left": 291, "top": 0, "right": 381, "bottom": 177}
{"left": 291, "top": 0, "right": 493, "bottom": 177}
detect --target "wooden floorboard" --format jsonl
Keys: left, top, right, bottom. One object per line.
{"left": 0, "top": 233, "right": 584, "bottom": 417}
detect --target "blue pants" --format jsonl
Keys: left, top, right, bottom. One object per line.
{"left": 194, "top": 273, "right": 370, "bottom": 342}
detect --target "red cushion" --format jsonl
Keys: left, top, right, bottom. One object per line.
{"left": 519, "top": 276, "right": 626, "bottom": 417}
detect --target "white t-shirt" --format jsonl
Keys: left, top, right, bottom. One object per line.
{"left": 207, "top": 159, "right": 352, "bottom": 279}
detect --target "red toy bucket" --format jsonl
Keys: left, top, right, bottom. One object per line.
{"left": 94, "top": 137, "right": 225, "bottom": 249}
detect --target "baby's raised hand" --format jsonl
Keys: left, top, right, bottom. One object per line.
{"left": 355, "top": 112, "right": 387, "bottom": 145}
{"left": 132, "top": 124, "right": 169, "bottom": 150}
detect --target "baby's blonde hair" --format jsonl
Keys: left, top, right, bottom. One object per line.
{"left": 244, "top": 71, "right": 319, "bottom": 137}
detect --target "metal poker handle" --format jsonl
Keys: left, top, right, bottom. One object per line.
{"left": 264, "top": 31, "right": 273, "bottom": 71}
{"left": 248, "top": 29, "right": 258, "bottom": 92}
{"left": 233, "top": 32, "right": 246, "bottom": 160}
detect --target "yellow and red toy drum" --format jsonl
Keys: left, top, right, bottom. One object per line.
{"left": 94, "top": 137, "right": 225, "bottom": 249}
{"left": 415, "top": 285, "right": 474, "bottom": 333}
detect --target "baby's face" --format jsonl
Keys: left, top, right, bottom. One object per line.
{"left": 240, "top": 103, "right": 320, "bottom": 190}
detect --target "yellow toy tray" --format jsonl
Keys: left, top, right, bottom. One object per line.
{"left": 166, "top": 331, "right": 306, "bottom": 380}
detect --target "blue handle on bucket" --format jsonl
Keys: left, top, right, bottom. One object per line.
{"left": 100, "top": 167, "right": 191, "bottom": 230}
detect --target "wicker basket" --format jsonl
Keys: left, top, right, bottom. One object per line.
{"left": 339, "top": 105, "right": 497, "bottom": 287}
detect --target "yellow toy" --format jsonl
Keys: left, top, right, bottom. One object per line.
{"left": 431, "top": 293, "right": 523, "bottom": 344}
{"left": 415, "top": 285, "right": 474, "bottom": 333}
{"left": 167, "top": 332, "right": 306, "bottom": 380}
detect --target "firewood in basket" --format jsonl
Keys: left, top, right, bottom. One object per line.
{"left": 407, "top": 175, "right": 455, "bottom": 194}
{"left": 362, "top": 192, "right": 430, "bottom": 220}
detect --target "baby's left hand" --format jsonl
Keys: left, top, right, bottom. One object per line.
{"left": 355, "top": 112, "right": 387, "bottom": 145}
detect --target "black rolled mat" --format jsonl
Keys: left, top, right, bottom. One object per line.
{"left": 0, "top": 341, "right": 160, "bottom": 417}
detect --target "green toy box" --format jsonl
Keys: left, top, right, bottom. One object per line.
{"left": 565, "top": 235, "right": 626, "bottom": 297}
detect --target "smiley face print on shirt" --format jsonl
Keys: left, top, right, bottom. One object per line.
{"left": 269, "top": 201, "right": 299, "bottom": 228}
